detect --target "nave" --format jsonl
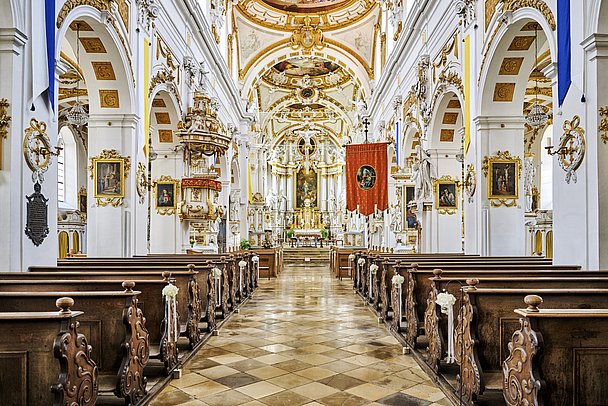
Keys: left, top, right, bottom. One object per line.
{"left": 153, "top": 261, "right": 450, "bottom": 406}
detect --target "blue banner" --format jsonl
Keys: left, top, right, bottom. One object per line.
{"left": 45, "top": 0, "right": 55, "bottom": 111}
{"left": 557, "top": 0, "right": 571, "bottom": 106}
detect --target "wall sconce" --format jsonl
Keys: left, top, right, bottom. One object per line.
{"left": 544, "top": 115, "right": 585, "bottom": 184}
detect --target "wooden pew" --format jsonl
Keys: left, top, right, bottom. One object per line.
{"left": 0, "top": 297, "right": 98, "bottom": 406}
{"left": 355, "top": 256, "right": 563, "bottom": 331}
{"left": 0, "top": 286, "right": 149, "bottom": 404}
{"left": 0, "top": 278, "right": 179, "bottom": 376}
{"left": 392, "top": 263, "right": 585, "bottom": 346}
{"left": 502, "top": 296, "right": 608, "bottom": 406}
{"left": 60, "top": 252, "right": 256, "bottom": 308}
{"left": 421, "top": 279, "right": 608, "bottom": 404}
{"left": 27, "top": 264, "right": 217, "bottom": 340}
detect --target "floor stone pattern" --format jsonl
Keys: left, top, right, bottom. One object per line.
{"left": 152, "top": 262, "right": 452, "bottom": 406}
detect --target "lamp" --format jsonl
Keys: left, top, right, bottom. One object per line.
{"left": 66, "top": 23, "right": 89, "bottom": 127}
{"left": 524, "top": 25, "right": 548, "bottom": 129}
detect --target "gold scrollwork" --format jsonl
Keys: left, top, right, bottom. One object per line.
{"left": 88, "top": 149, "right": 130, "bottom": 207}
{"left": 153, "top": 175, "right": 180, "bottom": 215}
{"left": 136, "top": 162, "right": 147, "bottom": 204}
{"left": 0, "top": 98, "right": 11, "bottom": 170}
{"left": 600, "top": 106, "right": 608, "bottom": 144}
{"left": 554, "top": 115, "right": 585, "bottom": 184}
{"left": 464, "top": 164, "right": 476, "bottom": 202}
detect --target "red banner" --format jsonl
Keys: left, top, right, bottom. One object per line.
{"left": 346, "top": 142, "right": 388, "bottom": 216}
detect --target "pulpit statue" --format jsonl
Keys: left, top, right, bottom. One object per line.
{"left": 302, "top": 198, "right": 314, "bottom": 229}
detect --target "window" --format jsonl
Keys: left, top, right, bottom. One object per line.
{"left": 58, "top": 126, "right": 79, "bottom": 208}
{"left": 57, "top": 134, "right": 65, "bottom": 202}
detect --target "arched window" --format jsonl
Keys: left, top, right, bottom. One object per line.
{"left": 58, "top": 126, "right": 79, "bottom": 208}
{"left": 540, "top": 125, "right": 553, "bottom": 210}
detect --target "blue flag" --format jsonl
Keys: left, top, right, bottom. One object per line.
{"left": 557, "top": 0, "right": 571, "bottom": 106}
{"left": 45, "top": 0, "right": 55, "bottom": 111}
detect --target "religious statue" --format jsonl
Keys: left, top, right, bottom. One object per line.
{"left": 230, "top": 199, "right": 239, "bottom": 221}
{"left": 302, "top": 198, "right": 314, "bottom": 229}
{"left": 411, "top": 145, "right": 434, "bottom": 202}
{"left": 524, "top": 156, "right": 537, "bottom": 213}
{"left": 265, "top": 190, "right": 277, "bottom": 211}
{"left": 390, "top": 203, "right": 403, "bottom": 232}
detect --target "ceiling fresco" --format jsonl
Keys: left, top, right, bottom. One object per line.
{"left": 261, "top": 0, "right": 351, "bottom": 13}
{"left": 273, "top": 57, "right": 340, "bottom": 77}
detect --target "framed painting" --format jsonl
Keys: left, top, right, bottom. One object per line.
{"left": 154, "top": 176, "right": 180, "bottom": 215}
{"left": 482, "top": 151, "right": 521, "bottom": 207}
{"left": 486, "top": 154, "right": 520, "bottom": 199}
{"left": 89, "top": 149, "right": 130, "bottom": 207}
{"left": 434, "top": 176, "right": 458, "bottom": 214}
{"left": 95, "top": 160, "right": 124, "bottom": 197}
{"left": 295, "top": 168, "right": 318, "bottom": 209}
{"left": 78, "top": 187, "right": 87, "bottom": 214}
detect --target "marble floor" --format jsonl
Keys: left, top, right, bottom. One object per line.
{"left": 151, "top": 262, "right": 452, "bottom": 406}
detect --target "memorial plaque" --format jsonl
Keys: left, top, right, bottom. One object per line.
{"left": 25, "top": 182, "right": 49, "bottom": 246}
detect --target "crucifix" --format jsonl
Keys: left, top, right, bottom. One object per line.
{"left": 362, "top": 118, "right": 370, "bottom": 144}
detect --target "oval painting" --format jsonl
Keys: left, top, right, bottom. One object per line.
{"left": 356, "top": 165, "right": 376, "bottom": 190}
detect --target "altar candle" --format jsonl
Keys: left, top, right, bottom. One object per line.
{"left": 546, "top": 136, "right": 552, "bottom": 147}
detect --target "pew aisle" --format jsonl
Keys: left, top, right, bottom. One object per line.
{"left": 152, "top": 263, "right": 451, "bottom": 406}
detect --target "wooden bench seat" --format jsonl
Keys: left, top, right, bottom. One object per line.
{"left": 0, "top": 298, "right": 98, "bottom": 406}
{"left": 0, "top": 288, "right": 149, "bottom": 404}
{"left": 0, "top": 279, "right": 180, "bottom": 376}
{"left": 502, "top": 296, "right": 608, "bottom": 406}
{"left": 453, "top": 286, "right": 608, "bottom": 404}
{"left": 4, "top": 268, "right": 210, "bottom": 349}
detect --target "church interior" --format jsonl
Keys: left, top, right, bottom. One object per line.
{"left": 1, "top": 0, "right": 608, "bottom": 404}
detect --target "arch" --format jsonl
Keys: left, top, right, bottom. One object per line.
{"left": 591, "top": 0, "right": 608, "bottom": 35}
{"left": 57, "top": 126, "right": 80, "bottom": 207}
{"left": 58, "top": 231, "right": 69, "bottom": 259}
{"left": 241, "top": 43, "right": 371, "bottom": 99}
{"left": 149, "top": 79, "right": 183, "bottom": 117}
{"left": 270, "top": 123, "right": 343, "bottom": 149}
{"left": 55, "top": 6, "right": 135, "bottom": 114}
{"left": 149, "top": 89, "right": 181, "bottom": 149}
{"left": 546, "top": 230, "right": 553, "bottom": 259}
{"left": 478, "top": 9, "right": 557, "bottom": 115}
{"left": 261, "top": 95, "right": 354, "bottom": 131}
{"left": 428, "top": 91, "right": 464, "bottom": 150}
{"left": 72, "top": 231, "right": 80, "bottom": 255}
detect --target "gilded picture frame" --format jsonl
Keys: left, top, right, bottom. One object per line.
{"left": 89, "top": 149, "right": 130, "bottom": 207}
{"left": 78, "top": 187, "right": 87, "bottom": 214}
{"left": 482, "top": 151, "right": 521, "bottom": 207}
{"left": 433, "top": 175, "right": 458, "bottom": 215}
{"left": 153, "top": 176, "right": 180, "bottom": 215}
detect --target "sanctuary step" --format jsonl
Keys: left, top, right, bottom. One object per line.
{"left": 283, "top": 247, "right": 330, "bottom": 263}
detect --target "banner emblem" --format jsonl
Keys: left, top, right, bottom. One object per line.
{"left": 357, "top": 165, "right": 376, "bottom": 190}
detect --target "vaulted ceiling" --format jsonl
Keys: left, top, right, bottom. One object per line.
{"left": 233, "top": 0, "right": 381, "bottom": 147}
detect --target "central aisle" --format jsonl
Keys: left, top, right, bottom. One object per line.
{"left": 153, "top": 262, "right": 451, "bottom": 406}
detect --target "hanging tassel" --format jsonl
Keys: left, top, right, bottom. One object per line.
{"left": 436, "top": 291, "right": 457, "bottom": 364}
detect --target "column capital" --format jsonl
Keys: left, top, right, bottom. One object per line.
{"left": 473, "top": 115, "right": 527, "bottom": 131}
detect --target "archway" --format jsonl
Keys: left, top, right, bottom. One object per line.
{"left": 427, "top": 92, "right": 465, "bottom": 253}
{"left": 56, "top": 7, "right": 137, "bottom": 257}
{"left": 477, "top": 12, "right": 555, "bottom": 256}
{"left": 148, "top": 89, "right": 182, "bottom": 254}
